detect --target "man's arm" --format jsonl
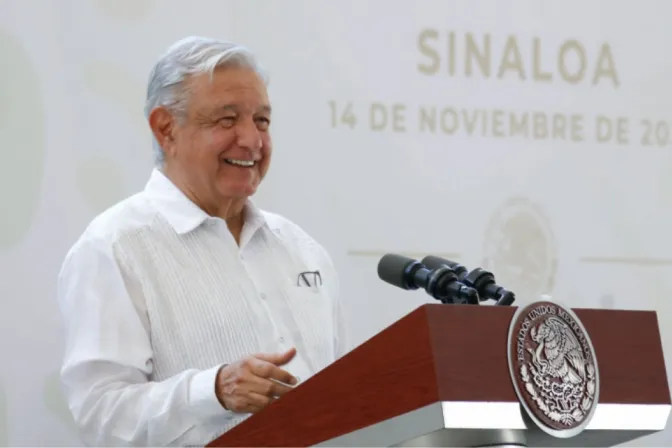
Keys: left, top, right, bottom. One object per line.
{"left": 57, "top": 236, "right": 235, "bottom": 446}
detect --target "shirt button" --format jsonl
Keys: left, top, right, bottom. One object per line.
{"left": 279, "top": 337, "right": 285, "bottom": 343}
{"left": 260, "top": 293, "right": 267, "bottom": 300}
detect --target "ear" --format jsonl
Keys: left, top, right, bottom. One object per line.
{"left": 148, "top": 106, "right": 177, "bottom": 157}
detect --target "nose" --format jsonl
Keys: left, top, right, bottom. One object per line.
{"left": 236, "top": 120, "right": 262, "bottom": 155}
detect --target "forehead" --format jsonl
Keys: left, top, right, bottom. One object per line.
{"left": 187, "top": 66, "right": 269, "bottom": 112}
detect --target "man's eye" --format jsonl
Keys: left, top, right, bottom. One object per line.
{"left": 256, "top": 117, "right": 271, "bottom": 129}
{"left": 218, "top": 117, "right": 236, "bottom": 125}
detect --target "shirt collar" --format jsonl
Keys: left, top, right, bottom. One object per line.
{"left": 144, "top": 168, "right": 267, "bottom": 236}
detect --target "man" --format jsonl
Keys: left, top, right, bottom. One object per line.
{"left": 56, "top": 36, "right": 348, "bottom": 447}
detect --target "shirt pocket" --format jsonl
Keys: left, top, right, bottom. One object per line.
{"left": 283, "top": 285, "right": 335, "bottom": 372}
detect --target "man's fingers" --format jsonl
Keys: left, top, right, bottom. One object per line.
{"left": 249, "top": 359, "right": 297, "bottom": 385}
{"left": 248, "top": 376, "right": 295, "bottom": 398}
{"left": 219, "top": 354, "right": 299, "bottom": 414}
{"left": 266, "top": 364, "right": 298, "bottom": 385}
{"left": 246, "top": 391, "right": 274, "bottom": 412}
{"left": 232, "top": 394, "right": 271, "bottom": 414}
{"left": 255, "top": 347, "right": 296, "bottom": 366}
{"left": 267, "top": 379, "right": 295, "bottom": 397}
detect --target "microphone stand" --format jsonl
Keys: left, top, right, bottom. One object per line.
{"left": 426, "top": 259, "right": 516, "bottom": 306}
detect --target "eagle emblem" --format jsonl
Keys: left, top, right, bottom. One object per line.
{"left": 507, "top": 300, "right": 599, "bottom": 438}
{"left": 482, "top": 197, "right": 557, "bottom": 303}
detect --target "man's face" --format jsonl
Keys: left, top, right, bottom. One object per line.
{"left": 162, "top": 66, "right": 272, "bottom": 210}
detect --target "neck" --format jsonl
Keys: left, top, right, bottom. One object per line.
{"left": 161, "top": 165, "right": 246, "bottom": 243}
{"left": 223, "top": 209, "right": 245, "bottom": 244}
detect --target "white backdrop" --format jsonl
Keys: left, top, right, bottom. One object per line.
{"left": 1, "top": 0, "right": 671, "bottom": 445}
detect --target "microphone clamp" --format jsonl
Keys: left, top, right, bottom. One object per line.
{"left": 461, "top": 267, "right": 516, "bottom": 306}
{"left": 426, "top": 265, "right": 480, "bottom": 305}
{"left": 420, "top": 255, "right": 516, "bottom": 306}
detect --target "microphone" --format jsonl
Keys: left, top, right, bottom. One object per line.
{"left": 421, "top": 255, "right": 516, "bottom": 306}
{"left": 377, "top": 253, "right": 479, "bottom": 305}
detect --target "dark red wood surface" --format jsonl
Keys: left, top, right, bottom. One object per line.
{"left": 208, "top": 304, "right": 670, "bottom": 447}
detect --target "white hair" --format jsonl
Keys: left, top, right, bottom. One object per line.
{"left": 144, "top": 36, "right": 269, "bottom": 166}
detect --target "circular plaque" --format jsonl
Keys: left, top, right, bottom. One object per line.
{"left": 507, "top": 300, "right": 600, "bottom": 438}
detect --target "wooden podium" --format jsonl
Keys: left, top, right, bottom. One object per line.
{"left": 207, "top": 304, "right": 670, "bottom": 447}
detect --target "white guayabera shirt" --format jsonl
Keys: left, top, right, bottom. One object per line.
{"left": 57, "top": 169, "right": 348, "bottom": 446}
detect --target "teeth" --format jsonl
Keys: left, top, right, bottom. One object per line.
{"left": 224, "top": 159, "right": 255, "bottom": 167}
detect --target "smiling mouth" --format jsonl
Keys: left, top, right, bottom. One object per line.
{"left": 223, "top": 159, "right": 256, "bottom": 167}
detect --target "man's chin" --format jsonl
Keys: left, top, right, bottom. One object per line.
{"left": 219, "top": 183, "right": 259, "bottom": 200}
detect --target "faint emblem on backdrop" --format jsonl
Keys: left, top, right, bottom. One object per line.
{"left": 507, "top": 300, "right": 599, "bottom": 438}
{"left": 0, "top": 28, "right": 46, "bottom": 251}
{"left": 482, "top": 197, "right": 557, "bottom": 303}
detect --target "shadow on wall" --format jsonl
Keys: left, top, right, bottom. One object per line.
{"left": 43, "top": 373, "right": 76, "bottom": 433}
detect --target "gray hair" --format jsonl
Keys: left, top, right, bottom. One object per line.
{"left": 144, "top": 36, "right": 269, "bottom": 166}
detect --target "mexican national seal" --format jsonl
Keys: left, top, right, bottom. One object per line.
{"left": 482, "top": 197, "right": 557, "bottom": 303}
{"left": 507, "top": 300, "right": 600, "bottom": 438}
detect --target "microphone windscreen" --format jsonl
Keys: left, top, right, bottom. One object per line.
{"left": 377, "top": 253, "right": 420, "bottom": 290}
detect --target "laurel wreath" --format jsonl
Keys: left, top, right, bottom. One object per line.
{"left": 520, "top": 363, "right": 596, "bottom": 426}
{"left": 582, "top": 363, "right": 596, "bottom": 411}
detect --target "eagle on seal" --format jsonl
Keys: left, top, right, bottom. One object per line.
{"left": 531, "top": 316, "right": 586, "bottom": 385}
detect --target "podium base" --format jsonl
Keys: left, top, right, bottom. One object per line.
{"left": 394, "top": 428, "right": 526, "bottom": 447}
{"left": 316, "top": 401, "right": 669, "bottom": 447}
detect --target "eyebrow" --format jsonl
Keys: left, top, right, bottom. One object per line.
{"left": 212, "top": 104, "right": 272, "bottom": 115}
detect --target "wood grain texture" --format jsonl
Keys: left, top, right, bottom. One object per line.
{"left": 428, "top": 305, "right": 518, "bottom": 402}
{"left": 208, "top": 304, "right": 670, "bottom": 447}
{"left": 209, "top": 306, "right": 440, "bottom": 447}
{"left": 575, "top": 308, "right": 669, "bottom": 404}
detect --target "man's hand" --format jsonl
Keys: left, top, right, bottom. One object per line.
{"left": 215, "top": 348, "right": 298, "bottom": 414}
